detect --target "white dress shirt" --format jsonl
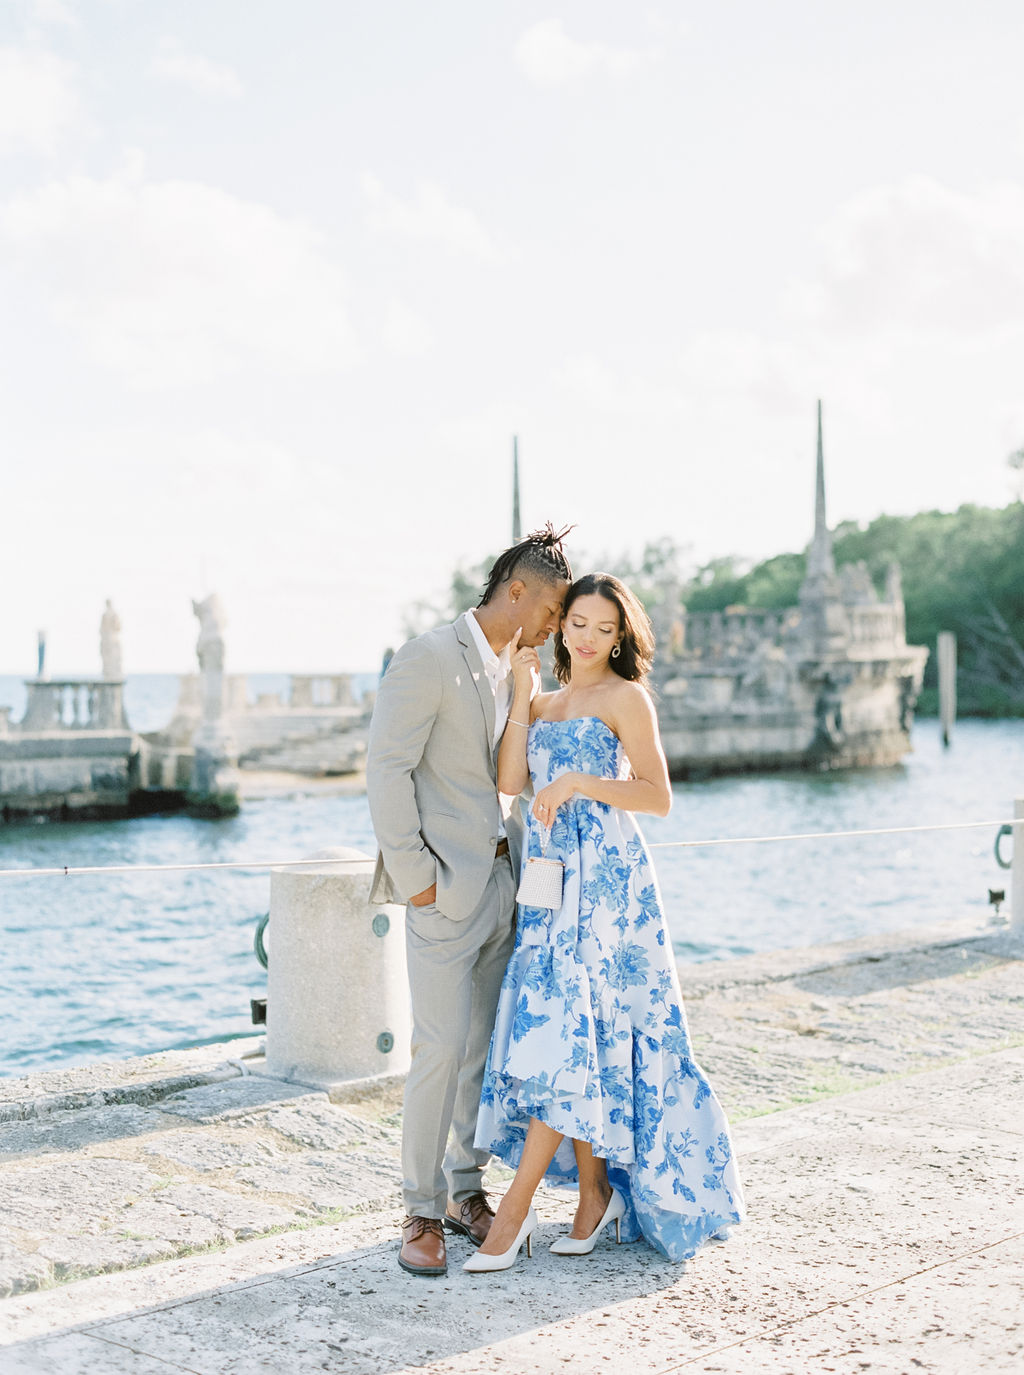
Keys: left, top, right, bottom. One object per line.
{"left": 465, "top": 608, "right": 514, "bottom": 838}
{"left": 464, "top": 608, "right": 513, "bottom": 748}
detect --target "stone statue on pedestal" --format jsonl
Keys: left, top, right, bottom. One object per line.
{"left": 192, "top": 593, "right": 227, "bottom": 723}
{"left": 100, "top": 600, "right": 123, "bottom": 679}
{"left": 188, "top": 594, "right": 238, "bottom": 816}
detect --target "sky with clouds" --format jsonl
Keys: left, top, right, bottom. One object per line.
{"left": 2, "top": 0, "right": 1023, "bottom": 674}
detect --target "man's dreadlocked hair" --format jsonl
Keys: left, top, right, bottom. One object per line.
{"left": 478, "top": 523, "right": 574, "bottom": 606}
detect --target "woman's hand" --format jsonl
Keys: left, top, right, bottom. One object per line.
{"left": 532, "top": 773, "right": 582, "bottom": 826}
{"left": 510, "top": 627, "right": 542, "bottom": 700}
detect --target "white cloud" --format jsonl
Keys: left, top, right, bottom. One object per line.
{"left": 553, "top": 353, "right": 686, "bottom": 422}
{"left": 380, "top": 297, "right": 433, "bottom": 357}
{"left": 0, "top": 168, "right": 358, "bottom": 387}
{"left": 514, "top": 18, "right": 653, "bottom": 87}
{"left": 677, "top": 332, "right": 811, "bottom": 414}
{"left": 0, "top": 424, "right": 394, "bottom": 672}
{"left": 541, "top": 177, "right": 1024, "bottom": 546}
{"left": 0, "top": 45, "right": 80, "bottom": 155}
{"left": 792, "top": 176, "right": 1024, "bottom": 337}
{"left": 26, "top": 0, "right": 78, "bottom": 27}
{"left": 362, "top": 173, "right": 504, "bottom": 263}
{"left": 152, "top": 40, "right": 243, "bottom": 100}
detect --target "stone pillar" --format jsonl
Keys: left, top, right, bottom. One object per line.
{"left": 330, "top": 674, "right": 355, "bottom": 707}
{"left": 1012, "top": 799, "right": 1024, "bottom": 934}
{"left": 100, "top": 600, "right": 123, "bottom": 679}
{"left": 94, "top": 680, "right": 128, "bottom": 729}
{"left": 290, "top": 676, "right": 314, "bottom": 708}
{"left": 21, "top": 682, "right": 61, "bottom": 730}
{"left": 189, "top": 724, "right": 239, "bottom": 816}
{"left": 264, "top": 847, "right": 411, "bottom": 1089}
{"left": 188, "top": 594, "right": 238, "bottom": 816}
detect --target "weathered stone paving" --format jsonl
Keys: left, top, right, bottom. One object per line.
{"left": 0, "top": 1071, "right": 403, "bottom": 1296}
{"left": 0, "top": 915, "right": 1021, "bottom": 1373}
{"left": 681, "top": 917, "right": 1024, "bottom": 1118}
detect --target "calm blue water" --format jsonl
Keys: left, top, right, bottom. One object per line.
{"left": 1, "top": 681, "right": 1021, "bottom": 1078}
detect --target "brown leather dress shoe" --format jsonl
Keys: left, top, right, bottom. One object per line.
{"left": 398, "top": 1216, "right": 447, "bottom": 1277}
{"left": 443, "top": 1192, "right": 495, "bottom": 1247}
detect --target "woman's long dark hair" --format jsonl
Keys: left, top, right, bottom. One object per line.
{"left": 552, "top": 573, "right": 655, "bottom": 686}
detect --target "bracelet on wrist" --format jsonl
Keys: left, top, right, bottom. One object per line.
{"left": 508, "top": 718, "right": 531, "bottom": 728}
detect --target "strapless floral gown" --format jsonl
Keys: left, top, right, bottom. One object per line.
{"left": 475, "top": 716, "right": 745, "bottom": 1261}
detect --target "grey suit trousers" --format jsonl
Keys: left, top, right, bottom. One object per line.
{"left": 402, "top": 851, "right": 516, "bottom": 1217}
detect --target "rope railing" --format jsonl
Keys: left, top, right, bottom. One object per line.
{"left": 647, "top": 816, "right": 1023, "bottom": 850}
{"left": 0, "top": 816, "right": 1019, "bottom": 880}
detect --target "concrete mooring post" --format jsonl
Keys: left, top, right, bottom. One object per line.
{"left": 264, "top": 847, "right": 410, "bottom": 1091}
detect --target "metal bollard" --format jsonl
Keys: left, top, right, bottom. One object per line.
{"left": 1014, "top": 799, "right": 1024, "bottom": 933}
{"left": 264, "top": 847, "right": 411, "bottom": 1089}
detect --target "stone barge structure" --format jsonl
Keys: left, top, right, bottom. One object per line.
{"left": 0, "top": 597, "right": 369, "bottom": 823}
{"left": 653, "top": 405, "right": 928, "bottom": 776}
{"left": 0, "top": 678, "right": 138, "bottom": 821}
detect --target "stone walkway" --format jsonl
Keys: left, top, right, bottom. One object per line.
{"left": 1, "top": 917, "right": 1022, "bottom": 1373}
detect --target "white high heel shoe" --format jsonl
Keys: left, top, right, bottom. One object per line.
{"left": 549, "top": 1189, "right": 626, "bottom": 1255}
{"left": 463, "top": 1207, "right": 537, "bottom": 1273}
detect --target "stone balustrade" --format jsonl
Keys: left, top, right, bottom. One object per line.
{"left": 17, "top": 680, "right": 129, "bottom": 732}
{"left": 848, "top": 605, "right": 904, "bottom": 648}
{"left": 681, "top": 609, "right": 789, "bottom": 657}
{"left": 288, "top": 674, "right": 355, "bottom": 709}
{"left": 679, "top": 603, "right": 905, "bottom": 661}
{"left": 174, "top": 673, "right": 358, "bottom": 716}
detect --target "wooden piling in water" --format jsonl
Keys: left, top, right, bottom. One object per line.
{"left": 937, "top": 631, "right": 957, "bottom": 747}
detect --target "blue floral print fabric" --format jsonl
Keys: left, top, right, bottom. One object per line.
{"left": 476, "top": 716, "right": 746, "bottom": 1261}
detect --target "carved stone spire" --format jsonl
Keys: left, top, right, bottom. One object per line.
{"left": 806, "top": 399, "right": 836, "bottom": 582}
{"left": 799, "top": 400, "right": 848, "bottom": 651}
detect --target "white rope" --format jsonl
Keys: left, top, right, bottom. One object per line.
{"left": 0, "top": 856, "right": 371, "bottom": 880}
{"left": 0, "top": 817, "right": 1019, "bottom": 880}
{"left": 647, "top": 816, "right": 1022, "bottom": 850}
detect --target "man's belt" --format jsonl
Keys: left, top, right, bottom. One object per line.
{"left": 494, "top": 838, "right": 510, "bottom": 857}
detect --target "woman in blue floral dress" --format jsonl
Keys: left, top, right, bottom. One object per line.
{"left": 467, "top": 573, "right": 745, "bottom": 1273}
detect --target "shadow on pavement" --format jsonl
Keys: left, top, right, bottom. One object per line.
{"left": 1, "top": 1229, "right": 694, "bottom": 1374}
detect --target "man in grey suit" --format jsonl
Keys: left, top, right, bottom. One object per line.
{"left": 367, "top": 527, "right": 572, "bottom": 1277}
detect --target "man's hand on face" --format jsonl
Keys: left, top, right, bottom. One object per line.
{"left": 409, "top": 883, "right": 437, "bottom": 908}
{"left": 510, "top": 626, "right": 542, "bottom": 696}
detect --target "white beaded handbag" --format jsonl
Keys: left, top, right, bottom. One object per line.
{"left": 516, "top": 824, "right": 564, "bottom": 909}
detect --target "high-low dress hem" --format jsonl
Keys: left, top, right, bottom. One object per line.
{"left": 475, "top": 716, "right": 745, "bottom": 1263}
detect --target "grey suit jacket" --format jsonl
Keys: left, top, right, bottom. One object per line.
{"left": 366, "top": 613, "right": 524, "bottom": 922}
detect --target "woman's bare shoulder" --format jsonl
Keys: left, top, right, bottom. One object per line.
{"left": 607, "top": 678, "right": 656, "bottom": 728}
{"left": 609, "top": 677, "right": 652, "bottom": 709}
{"left": 531, "top": 689, "right": 560, "bottom": 720}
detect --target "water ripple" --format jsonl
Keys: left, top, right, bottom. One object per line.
{"left": 1, "top": 720, "right": 1021, "bottom": 1076}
